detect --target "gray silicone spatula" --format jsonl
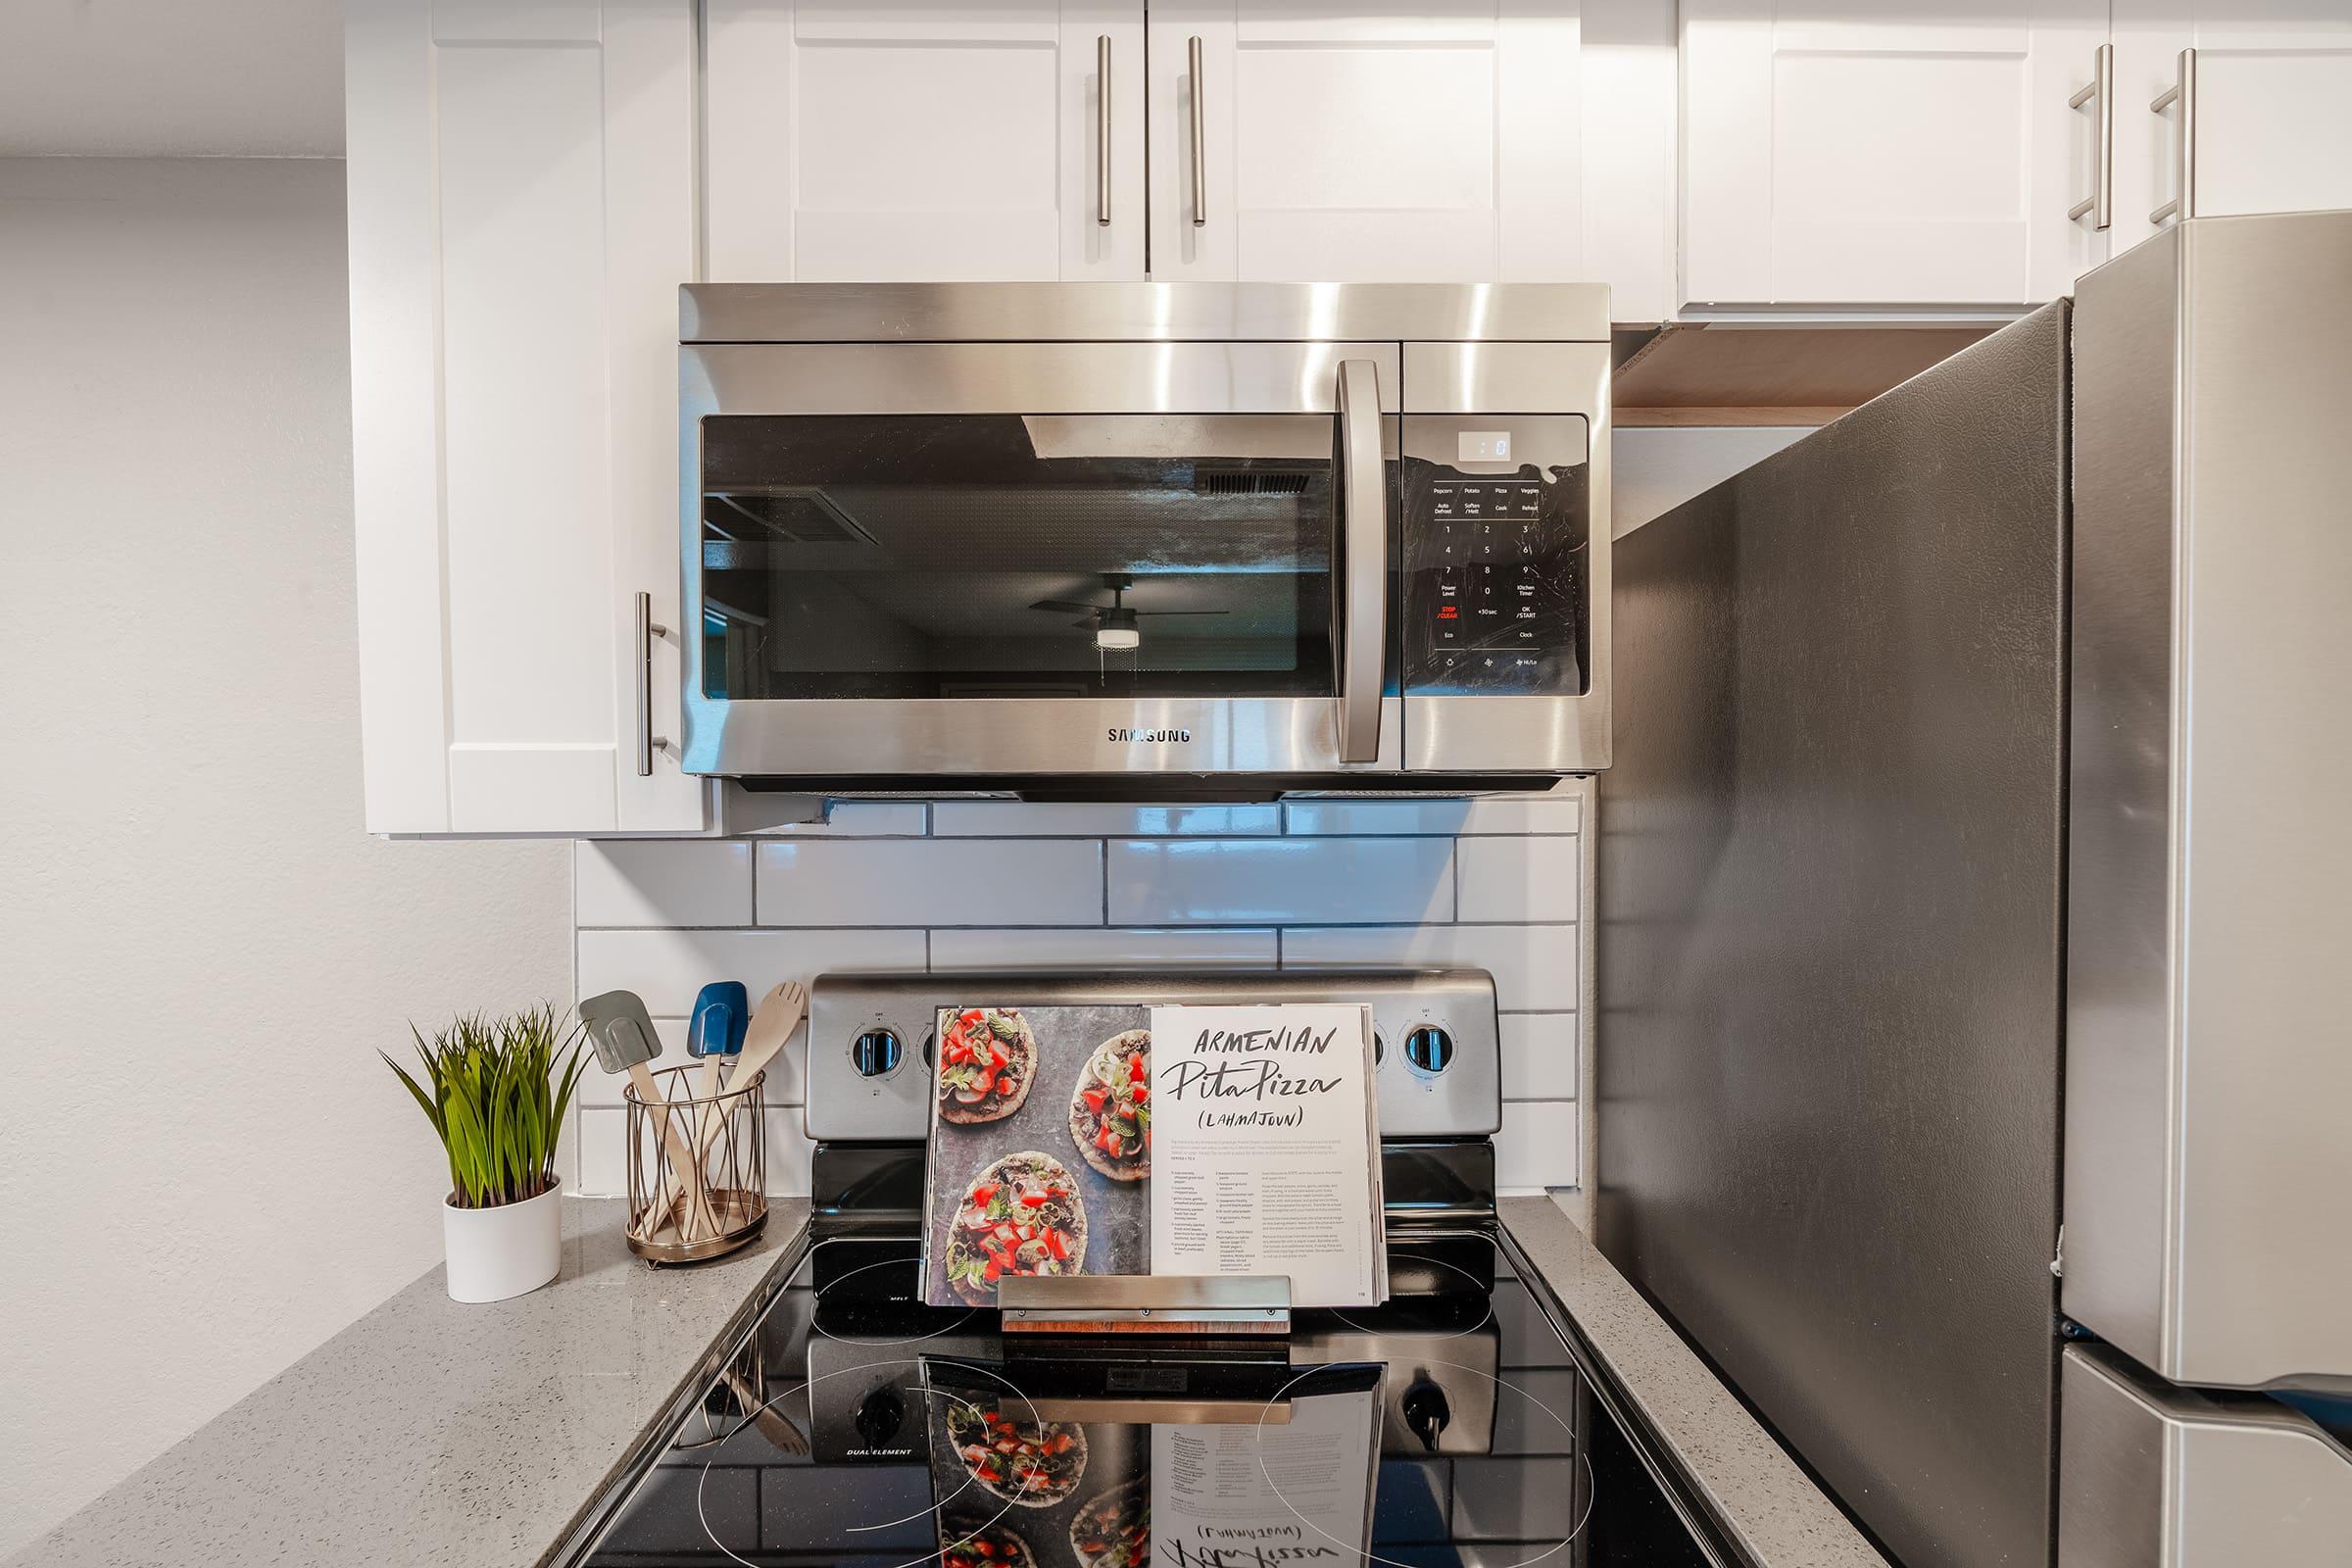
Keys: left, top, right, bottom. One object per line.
{"left": 579, "top": 989, "right": 709, "bottom": 1239}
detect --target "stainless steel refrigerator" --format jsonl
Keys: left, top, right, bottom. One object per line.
{"left": 1595, "top": 209, "right": 2352, "bottom": 1568}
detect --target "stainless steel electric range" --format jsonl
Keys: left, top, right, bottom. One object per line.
{"left": 567, "top": 971, "right": 1753, "bottom": 1567}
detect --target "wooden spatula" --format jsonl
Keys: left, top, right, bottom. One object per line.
{"left": 579, "top": 989, "right": 710, "bottom": 1240}
{"left": 692, "top": 980, "right": 807, "bottom": 1165}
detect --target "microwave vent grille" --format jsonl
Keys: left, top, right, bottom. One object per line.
{"left": 1195, "top": 468, "right": 1312, "bottom": 497}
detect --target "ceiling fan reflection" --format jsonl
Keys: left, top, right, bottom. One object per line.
{"left": 1029, "top": 573, "right": 1228, "bottom": 653}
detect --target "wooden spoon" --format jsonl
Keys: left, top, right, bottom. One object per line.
{"left": 660, "top": 982, "right": 809, "bottom": 1236}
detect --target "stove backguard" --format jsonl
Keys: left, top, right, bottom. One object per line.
{"left": 805, "top": 968, "right": 1502, "bottom": 1144}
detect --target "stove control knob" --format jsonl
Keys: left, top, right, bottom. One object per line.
{"left": 1402, "top": 1025, "right": 1454, "bottom": 1074}
{"left": 855, "top": 1385, "right": 906, "bottom": 1450}
{"left": 852, "top": 1027, "right": 904, "bottom": 1078}
{"left": 1400, "top": 1378, "right": 1450, "bottom": 1453}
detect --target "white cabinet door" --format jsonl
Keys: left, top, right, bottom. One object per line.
{"left": 1682, "top": 0, "right": 2109, "bottom": 308}
{"left": 1147, "top": 1, "right": 1582, "bottom": 283}
{"left": 2113, "top": 3, "right": 2352, "bottom": 250}
{"left": 705, "top": 1, "right": 1146, "bottom": 281}
{"left": 348, "top": 0, "right": 707, "bottom": 834}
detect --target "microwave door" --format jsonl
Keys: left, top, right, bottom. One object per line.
{"left": 680, "top": 341, "right": 1402, "bottom": 781}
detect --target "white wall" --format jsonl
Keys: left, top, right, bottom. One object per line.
{"left": 0, "top": 158, "right": 571, "bottom": 1556}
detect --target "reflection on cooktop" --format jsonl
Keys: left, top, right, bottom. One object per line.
{"left": 578, "top": 1237, "right": 1717, "bottom": 1568}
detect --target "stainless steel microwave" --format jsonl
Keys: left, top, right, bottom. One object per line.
{"left": 678, "top": 283, "right": 1610, "bottom": 798}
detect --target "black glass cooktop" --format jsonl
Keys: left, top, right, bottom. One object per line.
{"left": 577, "top": 1234, "right": 1729, "bottom": 1567}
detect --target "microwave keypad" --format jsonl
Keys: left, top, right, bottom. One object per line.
{"left": 1404, "top": 464, "right": 1587, "bottom": 695}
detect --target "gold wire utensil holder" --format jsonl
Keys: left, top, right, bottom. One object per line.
{"left": 624, "top": 1065, "right": 766, "bottom": 1264}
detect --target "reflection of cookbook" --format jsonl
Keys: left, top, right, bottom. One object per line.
{"left": 1150, "top": 1367, "right": 1384, "bottom": 1568}
{"left": 919, "top": 1002, "right": 1383, "bottom": 1309}
{"left": 923, "top": 1357, "right": 1149, "bottom": 1568}
{"left": 921, "top": 1359, "right": 1380, "bottom": 1568}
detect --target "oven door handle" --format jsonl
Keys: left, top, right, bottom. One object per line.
{"left": 1333, "top": 358, "right": 1386, "bottom": 764}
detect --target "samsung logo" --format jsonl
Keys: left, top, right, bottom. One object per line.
{"left": 1108, "top": 727, "right": 1192, "bottom": 744}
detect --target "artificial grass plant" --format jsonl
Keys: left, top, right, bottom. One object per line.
{"left": 384, "top": 1004, "right": 588, "bottom": 1208}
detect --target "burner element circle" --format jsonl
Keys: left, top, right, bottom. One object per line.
{"left": 808, "top": 1238, "right": 979, "bottom": 1346}
{"left": 1255, "top": 1359, "right": 1596, "bottom": 1568}
{"left": 694, "top": 1353, "right": 1050, "bottom": 1568}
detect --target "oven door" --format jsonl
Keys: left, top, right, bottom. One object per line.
{"left": 681, "top": 342, "right": 1402, "bottom": 781}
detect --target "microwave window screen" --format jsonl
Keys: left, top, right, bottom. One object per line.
{"left": 697, "top": 415, "right": 1347, "bottom": 702}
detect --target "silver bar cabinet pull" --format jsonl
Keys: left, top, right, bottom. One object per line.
{"left": 1333, "top": 360, "right": 1385, "bottom": 764}
{"left": 1188, "top": 35, "right": 1207, "bottom": 227}
{"left": 2151, "top": 47, "right": 2196, "bottom": 225}
{"left": 2068, "top": 42, "right": 2112, "bottom": 229}
{"left": 1096, "top": 34, "right": 1111, "bottom": 226}
{"left": 634, "top": 590, "right": 670, "bottom": 777}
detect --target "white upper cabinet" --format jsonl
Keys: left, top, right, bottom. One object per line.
{"left": 348, "top": 0, "right": 707, "bottom": 834}
{"left": 1146, "top": 1, "right": 1584, "bottom": 283}
{"left": 1681, "top": 0, "right": 2109, "bottom": 309}
{"left": 2112, "top": 3, "right": 2352, "bottom": 251}
{"left": 704, "top": 1, "right": 1147, "bottom": 281}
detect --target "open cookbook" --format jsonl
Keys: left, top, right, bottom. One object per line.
{"left": 919, "top": 1002, "right": 1388, "bottom": 1308}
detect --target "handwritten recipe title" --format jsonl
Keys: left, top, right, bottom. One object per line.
{"left": 1163, "top": 1022, "right": 1347, "bottom": 1129}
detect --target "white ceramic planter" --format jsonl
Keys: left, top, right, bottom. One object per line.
{"left": 442, "top": 1182, "right": 563, "bottom": 1303}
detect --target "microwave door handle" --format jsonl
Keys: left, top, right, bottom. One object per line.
{"left": 1334, "top": 359, "right": 1385, "bottom": 764}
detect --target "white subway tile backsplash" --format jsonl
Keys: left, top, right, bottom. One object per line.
{"left": 1108, "top": 838, "right": 1454, "bottom": 926}
{"left": 577, "top": 1106, "right": 628, "bottom": 1197}
{"left": 572, "top": 783, "right": 1591, "bottom": 1200}
{"left": 577, "top": 927, "right": 927, "bottom": 1014}
{"left": 1282, "top": 794, "right": 1582, "bottom": 836}
{"left": 574, "top": 840, "right": 754, "bottom": 928}
{"left": 1499, "top": 1013, "right": 1579, "bottom": 1102}
{"left": 763, "top": 1109, "right": 815, "bottom": 1198}
{"left": 1457, "top": 836, "right": 1581, "bottom": 923}
{"left": 1497, "top": 1102, "right": 1579, "bottom": 1192}
{"left": 753, "top": 802, "right": 929, "bottom": 837}
{"left": 757, "top": 839, "right": 1103, "bottom": 927}
{"left": 930, "top": 926, "right": 1279, "bottom": 970}
{"left": 932, "top": 802, "right": 1282, "bottom": 837}
{"left": 1282, "top": 924, "right": 1577, "bottom": 1011}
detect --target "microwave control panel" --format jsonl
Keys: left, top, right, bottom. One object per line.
{"left": 1400, "top": 416, "right": 1590, "bottom": 696}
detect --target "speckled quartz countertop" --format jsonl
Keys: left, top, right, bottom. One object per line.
{"left": 1502, "top": 1196, "right": 1886, "bottom": 1567}
{"left": 9, "top": 1197, "right": 811, "bottom": 1568}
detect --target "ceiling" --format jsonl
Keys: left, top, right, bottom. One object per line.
{"left": 0, "top": 0, "right": 343, "bottom": 157}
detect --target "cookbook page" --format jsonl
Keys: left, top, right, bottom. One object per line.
{"left": 922, "top": 1004, "right": 1152, "bottom": 1308}
{"left": 1146, "top": 1004, "right": 1383, "bottom": 1306}
{"left": 1149, "top": 1368, "right": 1384, "bottom": 1568}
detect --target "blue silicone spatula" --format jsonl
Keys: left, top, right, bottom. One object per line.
{"left": 685, "top": 981, "right": 750, "bottom": 1102}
